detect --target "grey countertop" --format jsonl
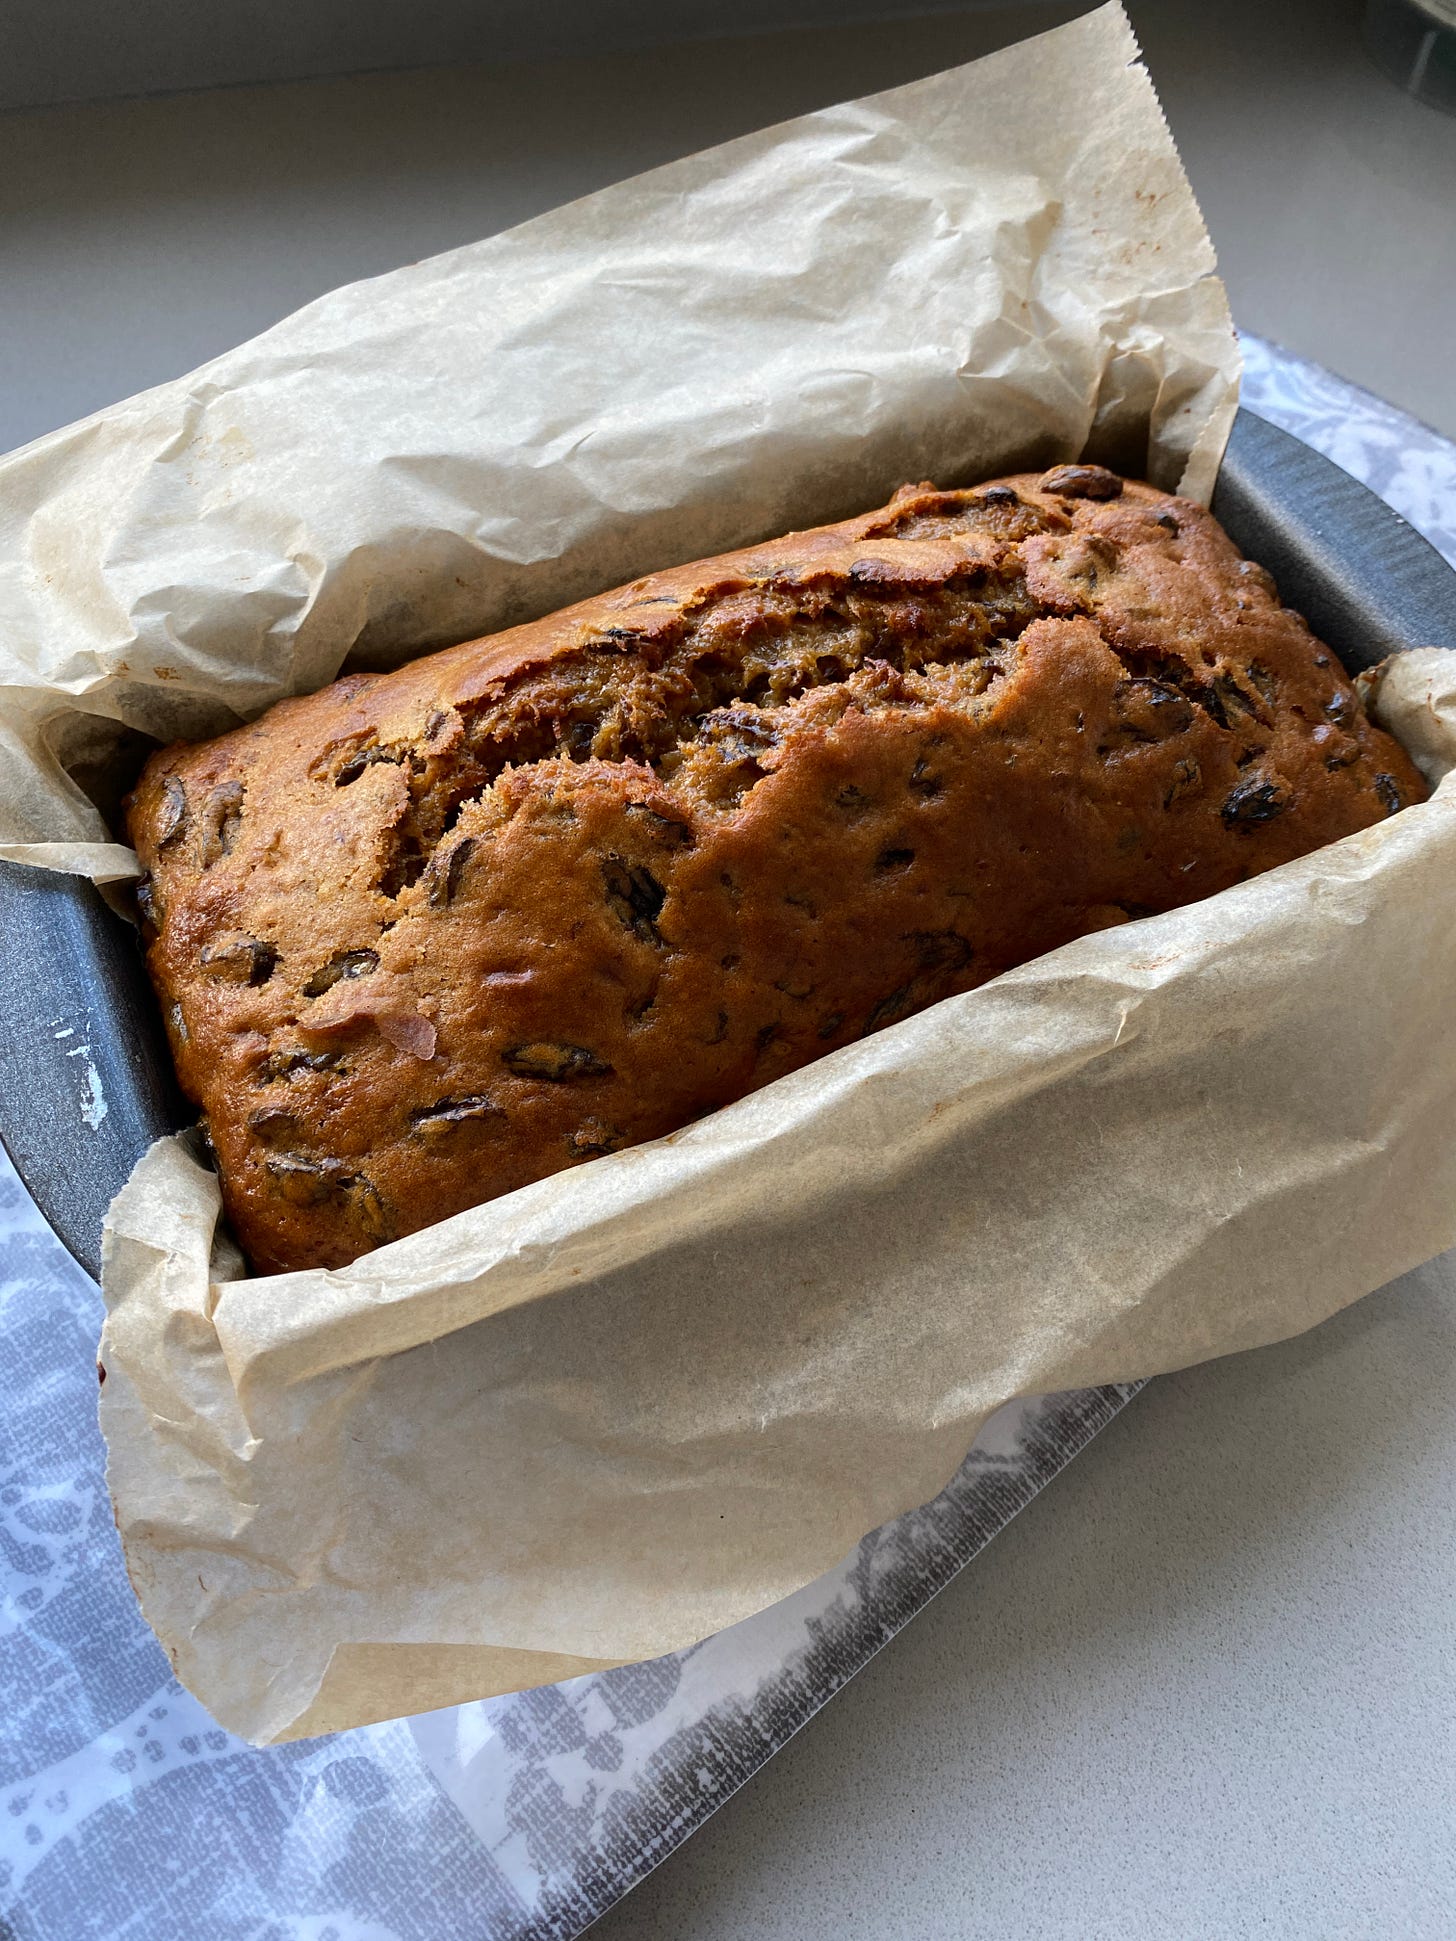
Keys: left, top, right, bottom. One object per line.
{"left": 3, "top": 2, "right": 1453, "bottom": 1934}
{"left": 597, "top": 1254, "right": 1456, "bottom": 1938}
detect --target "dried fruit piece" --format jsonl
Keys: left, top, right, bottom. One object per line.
{"left": 409, "top": 1095, "right": 501, "bottom": 1140}
{"left": 352, "top": 1175, "right": 393, "bottom": 1243}
{"left": 200, "top": 781, "right": 244, "bottom": 866}
{"left": 266, "top": 1152, "right": 346, "bottom": 1206}
{"left": 201, "top": 934, "right": 279, "bottom": 986}
{"left": 156, "top": 775, "right": 188, "bottom": 846}
{"left": 257, "top": 1047, "right": 344, "bottom": 1082}
{"left": 602, "top": 857, "right": 667, "bottom": 942}
{"left": 697, "top": 706, "right": 779, "bottom": 765}
{"left": 1113, "top": 678, "right": 1195, "bottom": 741}
{"left": 908, "top": 930, "right": 974, "bottom": 975}
{"left": 626, "top": 802, "right": 694, "bottom": 846}
{"left": 1246, "top": 662, "right": 1278, "bottom": 706}
{"left": 1038, "top": 464, "right": 1123, "bottom": 501}
{"left": 264, "top": 1152, "right": 391, "bottom": 1241}
{"left": 568, "top": 1119, "right": 626, "bottom": 1158}
{"left": 1221, "top": 773, "right": 1292, "bottom": 828}
{"left": 1374, "top": 772, "right": 1405, "bottom": 816}
{"left": 1062, "top": 532, "right": 1121, "bottom": 584}
{"left": 1164, "top": 757, "right": 1203, "bottom": 807}
{"left": 909, "top": 752, "right": 944, "bottom": 797}
{"left": 1211, "top": 671, "right": 1267, "bottom": 726}
{"left": 503, "top": 1042, "right": 612, "bottom": 1082}
{"left": 334, "top": 742, "right": 400, "bottom": 787}
{"left": 427, "top": 836, "right": 477, "bottom": 909}
{"left": 304, "top": 948, "right": 380, "bottom": 998}
{"left": 411, "top": 1094, "right": 498, "bottom": 1126}
{"left": 864, "top": 987, "right": 914, "bottom": 1033}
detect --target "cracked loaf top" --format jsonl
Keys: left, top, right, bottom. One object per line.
{"left": 126, "top": 464, "right": 1428, "bottom": 1275}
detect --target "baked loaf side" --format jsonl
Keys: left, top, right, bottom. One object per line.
{"left": 127, "top": 465, "right": 1427, "bottom": 1274}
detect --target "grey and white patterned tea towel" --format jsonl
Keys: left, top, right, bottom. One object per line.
{"left": 2, "top": 335, "right": 1453, "bottom": 1941}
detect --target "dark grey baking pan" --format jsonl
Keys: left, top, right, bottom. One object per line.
{"left": 2, "top": 406, "right": 1454, "bottom": 1283}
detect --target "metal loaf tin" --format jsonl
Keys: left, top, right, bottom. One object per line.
{"left": 2, "top": 407, "right": 1454, "bottom": 1282}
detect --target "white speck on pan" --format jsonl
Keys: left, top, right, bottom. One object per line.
{"left": 76, "top": 1051, "right": 108, "bottom": 1131}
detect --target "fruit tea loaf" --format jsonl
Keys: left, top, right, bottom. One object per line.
{"left": 126, "top": 464, "right": 1427, "bottom": 1274}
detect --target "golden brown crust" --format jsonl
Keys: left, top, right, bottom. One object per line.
{"left": 126, "top": 465, "right": 1428, "bottom": 1274}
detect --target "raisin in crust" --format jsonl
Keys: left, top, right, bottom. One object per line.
{"left": 126, "top": 465, "right": 1428, "bottom": 1274}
